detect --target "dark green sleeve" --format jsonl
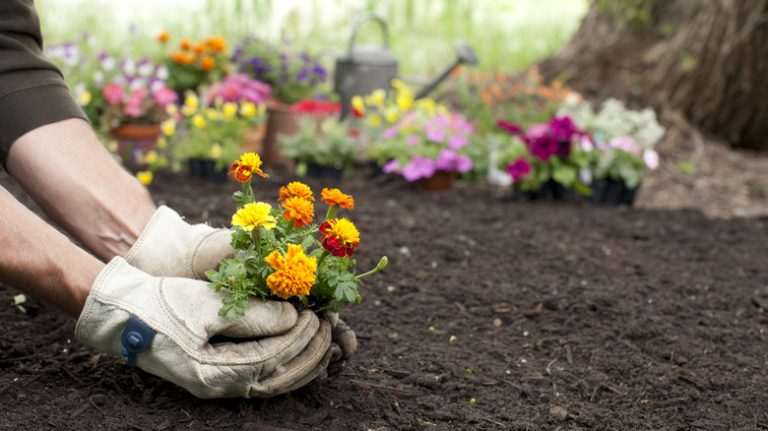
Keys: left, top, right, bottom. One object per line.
{"left": 0, "top": 0, "right": 87, "bottom": 167}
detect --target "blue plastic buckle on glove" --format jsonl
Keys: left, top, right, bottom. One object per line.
{"left": 120, "top": 316, "right": 156, "bottom": 369}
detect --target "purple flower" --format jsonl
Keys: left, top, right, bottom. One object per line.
{"left": 435, "top": 150, "right": 473, "bottom": 173}
{"left": 507, "top": 158, "right": 532, "bottom": 181}
{"left": 402, "top": 156, "right": 437, "bottom": 182}
{"left": 448, "top": 134, "right": 468, "bottom": 149}
{"left": 382, "top": 159, "right": 400, "bottom": 173}
{"left": 382, "top": 127, "right": 399, "bottom": 139}
{"left": 426, "top": 127, "right": 445, "bottom": 143}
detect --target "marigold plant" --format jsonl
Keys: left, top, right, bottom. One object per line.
{"left": 207, "top": 154, "right": 387, "bottom": 318}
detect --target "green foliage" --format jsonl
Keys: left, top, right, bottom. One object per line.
{"left": 279, "top": 118, "right": 357, "bottom": 170}
{"left": 594, "top": 148, "right": 645, "bottom": 188}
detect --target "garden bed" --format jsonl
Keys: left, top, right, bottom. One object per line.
{"left": 1, "top": 172, "right": 767, "bottom": 430}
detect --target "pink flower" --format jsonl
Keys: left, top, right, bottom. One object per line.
{"left": 609, "top": 136, "right": 641, "bottom": 156}
{"left": 401, "top": 156, "right": 436, "bottom": 182}
{"left": 124, "top": 88, "right": 146, "bottom": 118}
{"left": 435, "top": 149, "right": 472, "bottom": 173}
{"left": 448, "top": 134, "right": 469, "bottom": 149}
{"left": 382, "top": 159, "right": 400, "bottom": 173}
{"left": 496, "top": 119, "right": 521, "bottom": 135}
{"left": 406, "top": 134, "right": 421, "bottom": 145}
{"left": 507, "top": 158, "right": 532, "bottom": 181}
{"left": 643, "top": 149, "right": 659, "bottom": 170}
{"left": 153, "top": 87, "right": 177, "bottom": 107}
{"left": 103, "top": 84, "right": 124, "bottom": 105}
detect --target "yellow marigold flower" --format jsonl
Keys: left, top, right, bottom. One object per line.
{"left": 321, "top": 187, "right": 354, "bottom": 209}
{"left": 229, "top": 152, "right": 268, "bottom": 182}
{"left": 366, "top": 89, "right": 386, "bottom": 107}
{"left": 231, "top": 202, "right": 276, "bottom": 231}
{"left": 107, "top": 140, "right": 119, "bottom": 152}
{"left": 384, "top": 108, "right": 399, "bottom": 124}
{"left": 185, "top": 93, "right": 199, "bottom": 110}
{"left": 319, "top": 218, "right": 360, "bottom": 257}
{"left": 240, "top": 101, "right": 256, "bottom": 118}
{"left": 397, "top": 93, "right": 413, "bottom": 112}
{"left": 204, "top": 108, "right": 220, "bottom": 121}
{"left": 279, "top": 181, "right": 314, "bottom": 202}
{"left": 210, "top": 144, "right": 222, "bottom": 159}
{"left": 222, "top": 102, "right": 238, "bottom": 119}
{"left": 416, "top": 98, "right": 437, "bottom": 116}
{"left": 436, "top": 105, "right": 449, "bottom": 116}
{"left": 161, "top": 119, "right": 176, "bottom": 136}
{"left": 282, "top": 197, "right": 314, "bottom": 228}
{"left": 166, "top": 104, "right": 178, "bottom": 116}
{"left": 391, "top": 79, "right": 408, "bottom": 93}
{"left": 144, "top": 150, "right": 158, "bottom": 164}
{"left": 351, "top": 95, "right": 365, "bottom": 116}
{"left": 156, "top": 137, "right": 168, "bottom": 149}
{"left": 192, "top": 114, "right": 206, "bottom": 129}
{"left": 265, "top": 244, "right": 317, "bottom": 299}
{"left": 136, "top": 171, "right": 153, "bottom": 186}
{"left": 368, "top": 114, "right": 382, "bottom": 127}
{"left": 78, "top": 90, "right": 92, "bottom": 106}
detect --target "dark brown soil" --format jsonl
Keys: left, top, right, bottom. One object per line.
{"left": 2, "top": 172, "right": 768, "bottom": 430}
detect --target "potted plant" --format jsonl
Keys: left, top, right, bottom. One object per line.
{"left": 557, "top": 98, "right": 664, "bottom": 205}
{"left": 166, "top": 93, "right": 267, "bottom": 182}
{"left": 159, "top": 33, "right": 230, "bottom": 96}
{"left": 278, "top": 117, "right": 356, "bottom": 180}
{"left": 233, "top": 38, "right": 330, "bottom": 167}
{"left": 206, "top": 73, "right": 272, "bottom": 154}
{"left": 495, "top": 116, "right": 593, "bottom": 201}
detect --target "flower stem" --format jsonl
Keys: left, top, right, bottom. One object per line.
{"left": 354, "top": 256, "right": 389, "bottom": 280}
{"left": 317, "top": 250, "right": 330, "bottom": 268}
{"left": 325, "top": 205, "right": 338, "bottom": 221}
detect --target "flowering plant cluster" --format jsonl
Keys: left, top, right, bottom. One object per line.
{"left": 233, "top": 38, "right": 328, "bottom": 104}
{"left": 495, "top": 115, "right": 592, "bottom": 194}
{"left": 160, "top": 32, "right": 229, "bottom": 93}
{"left": 351, "top": 80, "right": 446, "bottom": 133}
{"left": 206, "top": 73, "right": 272, "bottom": 105}
{"left": 557, "top": 98, "right": 663, "bottom": 188}
{"left": 206, "top": 153, "right": 387, "bottom": 317}
{"left": 165, "top": 93, "right": 267, "bottom": 169}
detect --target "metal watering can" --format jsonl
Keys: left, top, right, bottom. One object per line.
{"left": 334, "top": 14, "right": 479, "bottom": 118}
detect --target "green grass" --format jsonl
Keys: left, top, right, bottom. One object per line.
{"left": 36, "top": 0, "right": 587, "bottom": 76}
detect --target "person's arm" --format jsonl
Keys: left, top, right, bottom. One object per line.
{"left": 0, "top": 185, "right": 102, "bottom": 317}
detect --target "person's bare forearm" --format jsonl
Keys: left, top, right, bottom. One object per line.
{"left": 6, "top": 118, "right": 156, "bottom": 261}
{"left": 0, "top": 186, "right": 103, "bottom": 317}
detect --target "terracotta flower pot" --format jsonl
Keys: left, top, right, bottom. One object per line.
{"left": 110, "top": 124, "right": 162, "bottom": 172}
{"left": 417, "top": 171, "right": 456, "bottom": 192}
{"left": 263, "top": 100, "right": 299, "bottom": 170}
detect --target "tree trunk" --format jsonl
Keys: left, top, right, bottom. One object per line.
{"left": 540, "top": 0, "right": 768, "bottom": 151}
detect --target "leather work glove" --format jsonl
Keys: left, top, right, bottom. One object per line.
{"left": 125, "top": 206, "right": 359, "bottom": 361}
{"left": 76, "top": 257, "right": 333, "bottom": 398}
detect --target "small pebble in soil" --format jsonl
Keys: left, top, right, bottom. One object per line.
{"left": 469, "top": 398, "right": 477, "bottom": 406}
{"left": 449, "top": 335, "right": 457, "bottom": 343}
{"left": 430, "top": 261, "right": 438, "bottom": 269}
{"left": 386, "top": 199, "right": 397, "bottom": 207}
{"left": 466, "top": 368, "right": 473, "bottom": 374}
{"left": 523, "top": 330, "right": 529, "bottom": 337}
{"left": 428, "top": 325, "right": 436, "bottom": 332}
{"left": 398, "top": 246, "right": 411, "bottom": 256}
{"left": 387, "top": 285, "right": 396, "bottom": 293}
{"left": 549, "top": 405, "right": 569, "bottom": 421}
{"left": 493, "top": 318, "right": 502, "bottom": 327}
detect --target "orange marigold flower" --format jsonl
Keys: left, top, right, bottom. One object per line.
{"left": 279, "top": 181, "right": 314, "bottom": 202}
{"left": 158, "top": 31, "right": 170, "bottom": 43}
{"left": 321, "top": 188, "right": 354, "bottom": 209}
{"left": 265, "top": 244, "right": 317, "bottom": 299}
{"left": 193, "top": 43, "right": 205, "bottom": 54}
{"left": 180, "top": 38, "right": 192, "bottom": 51}
{"left": 200, "top": 55, "right": 215, "bottom": 71}
{"left": 171, "top": 52, "right": 187, "bottom": 64}
{"left": 229, "top": 152, "right": 268, "bottom": 182}
{"left": 319, "top": 218, "right": 360, "bottom": 257}
{"left": 206, "top": 35, "right": 226, "bottom": 53}
{"left": 282, "top": 197, "right": 314, "bottom": 228}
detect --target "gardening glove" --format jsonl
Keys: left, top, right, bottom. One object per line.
{"left": 326, "top": 312, "right": 358, "bottom": 361}
{"left": 75, "top": 257, "right": 333, "bottom": 399}
{"left": 126, "top": 206, "right": 234, "bottom": 280}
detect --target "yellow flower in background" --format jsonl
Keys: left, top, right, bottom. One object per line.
{"left": 107, "top": 140, "right": 119, "bottom": 152}
{"left": 210, "top": 143, "right": 222, "bottom": 159}
{"left": 416, "top": 98, "right": 437, "bottom": 116}
{"left": 368, "top": 114, "right": 382, "bottom": 127}
{"left": 351, "top": 96, "right": 365, "bottom": 116}
{"left": 384, "top": 108, "right": 399, "bottom": 124}
{"left": 205, "top": 108, "right": 220, "bottom": 121}
{"left": 265, "top": 244, "right": 317, "bottom": 299}
{"left": 156, "top": 137, "right": 168, "bottom": 149}
{"left": 437, "top": 105, "right": 449, "bottom": 116}
{"left": 78, "top": 90, "right": 92, "bottom": 106}
{"left": 222, "top": 102, "right": 238, "bottom": 119}
{"left": 192, "top": 114, "right": 206, "bottom": 128}
{"left": 391, "top": 79, "right": 408, "bottom": 93}
{"left": 185, "top": 93, "right": 199, "bottom": 110}
{"left": 144, "top": 150, "right": 158, "bottom": 164}
{"left": 397, "top": 93, "right": 413, "bottom": 112}
{"left": 136, "top": 171, "right": 153, "bottom": 186}
{"left": 161, "top": 119, "right": 176, "bottom": 136}
{"left": 166, "top": 104, "right": 178, "bottom": 116}
{"left": 240, "top": 101, "right": 256, "bottom": 118}
{"left": 231, "top": 202, "right": 276, "bottom": 231}
{"left": 366, "top": 89, "right": 386, "bottom": 107}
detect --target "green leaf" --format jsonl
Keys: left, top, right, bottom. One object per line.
{"left": 301, "top": 235, "right": 315, "bottom": 251}
{"left": 552, "top": 165, "right": 577, "bottom": 187}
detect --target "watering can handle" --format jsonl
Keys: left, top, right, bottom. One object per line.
{"left": 347, "top": 14, "right": 390, "bottom": 57}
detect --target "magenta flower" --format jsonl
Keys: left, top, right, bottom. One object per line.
{"left": 207, "top": 74, "right": 272, "bottom": 105}
{"left": 382, "top": 159, "right": 401, "bottom": 173}
{"left": 496, "top": 119, "right": 521, "bottom": 135}
{"left": 103, "top": 84, "right": 124, "bottom": 105}
{"left": 401, "top": 156, "right": 437, "bottom": 182}
{"left": 435, "top": 149, "right": 472, "bottom": 173}
{"left": 507, "top": 158, "right": 532, "bottom": 181}
{"left": 448, "top": 134, "right": 468, "bottom": 149}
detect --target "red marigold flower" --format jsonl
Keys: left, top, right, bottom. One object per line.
{"left": 319, "top": 218, "right": 360, "bottom": 257}
{"left": 228, "top": 152, "right": 268, "bottom": 182}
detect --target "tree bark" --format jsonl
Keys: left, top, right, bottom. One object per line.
{"left": 540, "top": 0, "right": 768, "bottom": 151}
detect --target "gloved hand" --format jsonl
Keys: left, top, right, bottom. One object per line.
{"left": 125, "top": 206, "right": 358, "bottom": 361}
{"left": 76, "top": 257, "right": 333, "bottom": 398}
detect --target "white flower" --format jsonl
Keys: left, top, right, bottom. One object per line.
{"left": 156, "top": 65, "right": 169, "bottom": 80}
{"left": 643, "top": 150, "right": 660, "bottom": 170}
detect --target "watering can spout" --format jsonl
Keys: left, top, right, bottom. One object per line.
{"left": 414, "top": 40, "right": 478, "bottom": 100}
